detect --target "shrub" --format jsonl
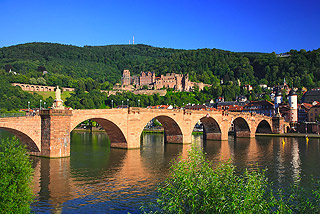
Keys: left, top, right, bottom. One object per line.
{"left": 145, "top": 145, "right": 320, "bottom": 213}
{"left": 0, "top": 137, "right": 34, "bottom": 213}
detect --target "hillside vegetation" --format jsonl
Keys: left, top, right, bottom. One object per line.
{"left": 1, "top": 43, "right": 319, "bottom": 88}
{"left": 0, "top": 43, "right": 319, "bottom": 110}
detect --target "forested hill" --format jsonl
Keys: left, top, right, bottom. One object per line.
{"left": 0, "top": 42, "right": 320, "bottom": 89}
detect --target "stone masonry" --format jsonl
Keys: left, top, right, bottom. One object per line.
{"left": 0, "top": 108, "right": 288, "bottom": 158}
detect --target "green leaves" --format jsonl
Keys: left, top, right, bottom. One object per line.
{"left": 0, "top": 137, "right": 34, "bottom": 213}
{"left": 146, "top": 145, "right": 320, "bottom": 213}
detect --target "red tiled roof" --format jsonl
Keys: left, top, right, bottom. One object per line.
{"left": 301, "top": 103, "right": 313, "bottom": 110}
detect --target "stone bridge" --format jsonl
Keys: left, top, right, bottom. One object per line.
{"left": 0, "top": 108, "right": 288, "bottom": 158}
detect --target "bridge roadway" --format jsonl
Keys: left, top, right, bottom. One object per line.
{"left": 0, "top": 107, "right": 288, "bottom": 158}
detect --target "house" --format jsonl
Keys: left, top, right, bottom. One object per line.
{"left": 308, "top": 103, "right": 320, "bottom": 122}
{"left": 242, "top": 100, "right": 275, "bottom": 117}
{"left": 298, "top": 103, "right": 313, "bottom": 122}
{"left": 302, "top": 88, "right": 320, "bottom": 104}
{"left": 185, "top": 104, "right": 207, "bottom": 111}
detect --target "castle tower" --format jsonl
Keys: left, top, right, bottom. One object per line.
{"left": 121, "top": 70, "right": 131, "bottom": 85}
{"left": 274, "top": 88, "right": 282, "bottom": 114}
{"left": 288, "top": 89, "right": 298, "bottom": 123}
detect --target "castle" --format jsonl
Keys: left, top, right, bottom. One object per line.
{"left": 120, "top": 70, "right": 210, "bottom": 91}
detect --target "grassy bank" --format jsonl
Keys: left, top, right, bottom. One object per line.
{"left": 142, "top": 129, "right": 164, "bottom": 134}
{"left": 29, "top": 91, "right": 73, "bottom": 100}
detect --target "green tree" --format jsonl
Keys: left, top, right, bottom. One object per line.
{"left": 149, "top": 146, "right": 276, "bottom": 213}
{"left": 0, "top": 137, "right": 34, "bottom": 213}
{"left": 145, "top": 145, "right": 320, "bottom": 213}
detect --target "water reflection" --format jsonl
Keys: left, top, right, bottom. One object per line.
{"left": 1, "top": 129, "right": 320, "bottom": 213}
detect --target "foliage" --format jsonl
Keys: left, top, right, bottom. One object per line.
{"left": 1, "top": 43, "right": 320, "bottom": 90}
{"left": 0, "top": 137, "right": 34, "bottom": 213}
{"left": 1, "top": 43, "right": 320, "bottom": 110}
{"left": 0, "top": 77, "right": 51, "bottom": 111}
{"left": 143, "top": 146, "right": 320, "bottom": 213}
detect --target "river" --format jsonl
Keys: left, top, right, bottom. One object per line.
{"left": 1, "top": 130, "right": 320, "bottom": 213}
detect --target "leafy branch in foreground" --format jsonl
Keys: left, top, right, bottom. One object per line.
{"left": 0, "top": 137, "right": 34, "bottom": 213}
{"left": 143, "top": 145, "right": 320, "bottom": 213}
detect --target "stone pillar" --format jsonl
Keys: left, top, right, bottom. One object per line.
{"left": 164, "top": 132, "right": 183, "bottom": 144}
{"left": 205, "top": 132, "right": 222, "bottom": 140}
{"left": 272, "top": 116, "right": 285, "bottom": 134}
{"left": 235, "top": 130, "right": 251, "bottom": 138}
{"left": 40, "top": 109, "right": 73, "bottom": 158}
{"left": 220, "top": 123, "right": 229, "bottom": 141}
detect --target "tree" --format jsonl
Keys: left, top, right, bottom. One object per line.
{"left": 0, "top": 137, "right": 34, "bottom": 213}
{"left": 145, "top": 145, "right": 320, "bottom": 213}
{"left": 37, "top": 77, "right": 47, "bottom": 85}
{"left": 29, "top": 77, "right": 38, "bottom": 85}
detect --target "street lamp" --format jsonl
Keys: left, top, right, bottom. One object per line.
{"left": 138, "top": 99, "right": 140, "bottom": 107}
{"left": 40, "top": 100, "right": 42, "bottom": 110}
{"left": 44, "top": 102, "right": 46, "bottom": 109}
{"left": 127, "top": 99, "right": 129, "bottom": 107}
{"left": 28, "top": 101, "right": 30, "bottom": 111}
{"left": 122, "top": 100, "right": 124, "bottom": 108}
{"left": 111, "top": 100, "right": 113, "bottom": 109}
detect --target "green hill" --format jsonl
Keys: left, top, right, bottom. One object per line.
{"left": 1, "top": 42, "right": 319, "bottom": 89}
{"left": 0, "top": 42, "right": 319, "bottom": 111}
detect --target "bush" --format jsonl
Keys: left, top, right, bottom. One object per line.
{"left": 0, "top": 137, "right": 34, "bottom": 213}
{"left": 144, "top": 145, "right": 320, "bottom": 213}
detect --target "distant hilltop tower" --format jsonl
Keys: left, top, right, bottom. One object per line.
{"left": 133, "top": 36, "right": 134, "bottom": 44}
{"left": 288, "top": 89, "right": 298, "bottom": 123}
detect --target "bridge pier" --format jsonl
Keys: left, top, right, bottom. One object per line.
{"left": 234, "top": 130, "right": 254, "bottom": 138}
{"left": 205, "top": 132, "right": 222, "bottom": 140}
{"left": 40, "top": 109, "right": 73, "bottom": 158}
{"left": 164, "top": 133, "right": 183, "bottom": 144}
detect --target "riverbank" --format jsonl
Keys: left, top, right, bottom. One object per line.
{"left": 73, "top": 128, "right": 203, "bottom": 135}
{"left": 73, "top": 128, "right": 320, "bottom": 138}
{"left": 256, "top": 133, "right": 320, "bottom": 138}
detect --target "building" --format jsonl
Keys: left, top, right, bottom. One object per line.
{"left": 298, "top": 103, "right": 312, "bottom": 122}
{"left": 119, "top": 70, "right": 210, "bottom": 91}
{"left": 121, "top": 70, "right": 155, "bottom": 88}
{"left": 288, "top": 89, "right": 298, "bottom": 123}
{"left": 274, "top": 88, "right": 282, "bottom": 113}
{"left": 308, "top": 103, "right": 320, "bottom": 122}
{"left": 302, "top": 88, "right": 320, "bottom": 103}
{"left": 242, "top": 100, "right": 275, "bottom": 117}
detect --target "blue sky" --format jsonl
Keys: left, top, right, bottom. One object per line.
{"left": 1, "top": 0, "right": 319, "bottom": 53}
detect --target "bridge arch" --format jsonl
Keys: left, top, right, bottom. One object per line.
{"left": 139, "top": 115, "right": 184, "bottom": 144}
{"left": 191, "top": 116, "right": 222, "bottom": 140}
{"left": 70, "top": 117, "right": 128, "bottom": 148}
{"left": 233, "top": 117, "right": 251, "bottom": 137}
{"left": 256, "top": 119, "right": 272, "bottom": 134}
{"left": 0, "top": 127, "right": 40, "bottom": 154}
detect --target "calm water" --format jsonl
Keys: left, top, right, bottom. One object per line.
{"left": 1, "top": 130, "right": 320, "bottom": 213}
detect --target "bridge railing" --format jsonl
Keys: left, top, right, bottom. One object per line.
{"left": 0, "top": 112, "right": 28, "bottom": 118}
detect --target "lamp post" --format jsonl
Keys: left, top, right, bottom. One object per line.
{"left": 138, "top": 99, "right": 140, "bottom": 107}
{"left": 127, "top": 99, "right": 129, "bottom": 107}
{"left": 44, "top": 102, "right": 46, "bottom": 109}
{"left": 122, "top": 100, "right": 124, "bottom": 108}
{"left": 28, "top": 101, "right": 30, "bottom": 111}
{"left": 40, "top": 100, "right": 42, "bottom": 110}
{"left": 111, "top": 100, "right": 113, "bottom": 109}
